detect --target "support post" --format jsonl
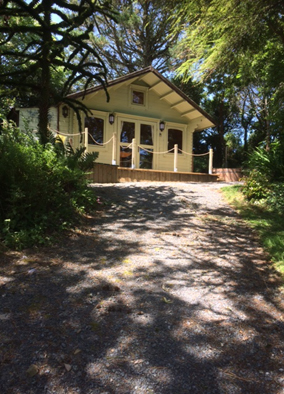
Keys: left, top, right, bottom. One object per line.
{"left": 112, "top": 132, "right": 117, "bottom": 165}
{"left": 209, "top": 148, "right": 213, "bottom": 174}
{"left": 85, "top": 127, "right": 88, "bottom": 151}
{"left": 131, "top": 138, "right": 136, "bottom": 169}
{"left": 174, "top": 144, "right": 178, "bottom": 172}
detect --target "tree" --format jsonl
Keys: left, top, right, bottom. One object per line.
{"left": 174, "top": 0, "right": 284, "bottom": 80}
{"left": 0, "top": 0, "right": 116, "bottom": 143}
{"left": 173, "top": 0, "right": 284, "bottom": 154}
{"left": 88, "top": 0, "right": 182, "bottom": 77}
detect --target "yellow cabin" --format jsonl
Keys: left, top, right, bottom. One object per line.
{"left": 19, "top": 67, "right": 216, "bottom": 176}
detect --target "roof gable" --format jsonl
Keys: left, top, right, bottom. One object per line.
{"left": 68, "top": 67, "right": 216, "bottom": 129}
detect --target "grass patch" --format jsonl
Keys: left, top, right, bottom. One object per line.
{"left": 221, "top": 185, "right": 284, "bottom": 277}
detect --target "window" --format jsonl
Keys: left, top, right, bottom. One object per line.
{"left": 168, "top": 128, "right": 183, "bottom": 153}
{"left": 120, "top": 121, "right": 135, "bottom": 143}
{"left": 140, "top": 124, "right": 153, "bottom": 145}
{"left": 85, "top": 117, "right": 104, "bottom": 145}
{"left": 139, "top": 148, "right": 153, "bottom": 169}
{"left": 132, "top": 90, "right": 144, "bottom": 105}
{"left": 120, "top": 121, "right": 135, "bottom": 167}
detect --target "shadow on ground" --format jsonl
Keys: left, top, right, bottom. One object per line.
{"left": 0, "top": 183, "right": 283, "bottom": 393}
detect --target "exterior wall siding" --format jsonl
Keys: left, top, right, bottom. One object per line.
{"left": 63, "top": 85, "right": 197, "bottom": 172}
{"left": 19, "top": 107, "right": 58, "bottom": 133}
{"left": 18, "top": 82, "right": 205, "bottom": 175}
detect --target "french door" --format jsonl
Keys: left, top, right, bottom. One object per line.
{"left": 118, "top": 118, "right": 156, "bottom": 169}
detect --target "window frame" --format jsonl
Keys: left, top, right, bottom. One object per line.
{"left": 163, "top": 123, "right": 187, "bottom": 156}
{"left": 167, "top": 127, "right": 183, "bottom": 154}
{"left": 84, "top": 111, "right": 106, "bottom": 148}
{"left": 129, "top": 85, "right": 148, "bottom": 109}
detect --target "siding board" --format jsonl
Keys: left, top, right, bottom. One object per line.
{"left": 111, "top": 168, "right": 218, "bottom": 183}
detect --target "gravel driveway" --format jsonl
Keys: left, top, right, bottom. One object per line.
{"left": 0, "top": 182, "right": 284, "bottom": 394}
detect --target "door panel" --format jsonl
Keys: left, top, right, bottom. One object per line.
{"left": 118, "top": 118, "right": 155, "bottom": 169}
{"left": 119, "top": 121, "right": 134, "bottom": 167}
{"left": 140, "top": 124, "right": 153, "bottom": 145}
{"left": 120, "top": 121, "right": 135, "bottom": 143}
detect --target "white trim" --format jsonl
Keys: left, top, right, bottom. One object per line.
{"left": 84, "top": 111, "right": 107, "bottom": 150}
{"left": 129, "top": 85, "right": 149, "bottom": 109}
{"left": 117, "top": 115, "right": 157, "bottom": 169}
{"left": 164, "top": 122, "right": 187, "bottom": 157}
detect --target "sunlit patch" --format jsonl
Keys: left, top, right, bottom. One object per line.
{"left": 131, "top": 312, "right": 154, "bottom": 326}
{"left": 186, "top": 343, "right": 221, "bottom": 360}
{"left": 0, "top": 313, "right": 11, "bottom": 320}
{"left": 86, "top": 362, "right": 104, "bottom": 376}
{"left": 196, "top": 308, "right": 228, "bottom": 322}
{"left": 122, "top": 270, "right": 134, "bottom": 277}
{"left": 251, "top": 294, "right": 283, "bottom": 320}
{"left": 0, "top": 275, "right": 14, "bottom": 285}
{"left": 122, "top": 258, "right": 132, "bottom": 264}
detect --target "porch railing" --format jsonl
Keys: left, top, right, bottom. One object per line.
{"left": 49, "top": 127, "right": 214, "bottom": 175}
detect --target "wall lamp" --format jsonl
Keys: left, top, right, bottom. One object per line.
{"left": 159, "top": 120, "right": 165, "bottom": 132}
{"left": 109, "top": 113, "right": 115, "bottom": 125}
{"left": 62, "top": 105, "right": 69, "bottom": 118}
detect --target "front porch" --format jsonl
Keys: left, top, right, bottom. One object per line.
{"left": 86, "top": 163, "right": 219, "bottom": 183}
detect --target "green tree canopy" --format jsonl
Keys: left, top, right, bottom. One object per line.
{"left": 0, "top": 0, "right": 116, "bottom": 143}
{"left": 175, "top": 0, "right": 284, "bottom": 81}
{"left": 89, "top": 0, "right": 181, "bottom": 78}
{"left": 173, "top": 0, "right": 284, "bottom": 153}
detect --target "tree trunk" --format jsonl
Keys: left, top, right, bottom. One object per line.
{"left": 264, "top": 96, "right": 271, "bottom": 151}
{"left": 218, "top": 100, "right": 226, "bottom": 167}
{"left": 38, "top": 4, "right": 51, "bottom": 145}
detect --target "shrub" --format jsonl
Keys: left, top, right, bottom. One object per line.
{"left": 245, "top": 140, "right": 284, "bottom": 183}
{"left": 242, "top": 140, "right": 284, "bottom": 209}
{"left": 0, "top": 122, "right": 98, "bottom": 249}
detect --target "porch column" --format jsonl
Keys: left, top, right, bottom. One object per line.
{"left": 174, "top": 144, "right": 178, "bottom": 172}
{"left": 84, "top": 127, "right": 88, "bottom": 152}
{"left": 131, "top": 138, "right": 136, "bottom": 169}
{"left": 112, "top": 132, "right": 117, "bottom": 165}
{"left": 209, "top": 148, "right": 213, "bottom": 174}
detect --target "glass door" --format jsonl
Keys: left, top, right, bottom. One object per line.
{"left": 119, "top": 121, "right": 135, "bottom": 167}
{"left": 139, "top": 123, "right": 154, "bottom": 169}
{"left": 118, "top": 119, "right": 155, "bottom": 169}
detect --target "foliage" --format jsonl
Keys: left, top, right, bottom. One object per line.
{"left": 53, "top": 136, "right": 99, "bottom": 172}
{"left": 89, "top": 0, "right": 182, "bottom": 77}
{"left": 242, "top": 140, "right": 284, "bottom": 204}
{"left": 173, "top": 0, "right": 284, "bottom": 160}
{"left": 246, "top": 141, "right": 284, "bottom": 182}
{"left": 0, "top": 0, "right": 116, "bottom": 143}
{"left": 222, "top": 185, "right": 284, "bottom": 277}
{"left": 0, "top": 122, "right": 98, "bottom": 249}
{"left": 174, "top": 0, "right": 284, "bottom": 82}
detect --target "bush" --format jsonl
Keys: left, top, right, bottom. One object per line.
{"left": 0, "top": 122, "right": 98, "bottom": 249}
{"left": 242, "top": 140, "right": 284, "bottom": 210}
{"left": 245, "top": 140, "right": 284, "bottom": 182}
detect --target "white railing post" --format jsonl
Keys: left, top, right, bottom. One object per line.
{"left": 112, "top": 132, "right": 117, "bottom": 165}
{"left": 131, "top": 138, "right": 136, "bottom": 169}
{"left": 85, "top": 127, "right": 88, "bottom": 151}
{"left": 209, "top": 148, "right": 213, "bottom": 174}
{"left": 174, "top": 144, "right": 178, "bottom": 172}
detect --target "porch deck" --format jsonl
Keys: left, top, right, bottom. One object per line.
{"left": 86, "top": 163, "right": 219, "bottom": 183}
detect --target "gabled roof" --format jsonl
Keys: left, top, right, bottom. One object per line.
{"left": 68, "top": 66, "right": 216, "bottom": 129}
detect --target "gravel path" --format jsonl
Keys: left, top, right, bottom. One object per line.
{"left": 0, "top": 182, "right": 284, "bottom": 394}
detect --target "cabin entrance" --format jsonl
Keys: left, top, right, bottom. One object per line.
{"left": 118, "top": 118, "right": 156, "bottom": 169}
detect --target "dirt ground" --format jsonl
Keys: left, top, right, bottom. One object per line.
{"left": 0, "top": 181, "right": 284, "bottom": 394}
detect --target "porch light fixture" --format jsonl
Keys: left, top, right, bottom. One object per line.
{"left": 62, "top": 105, "right": 68, "bottom": 118}
{"left": 109, "top": 113, "right": 115, "bottom": 125}
{"left": 159, "top": 120, "right": 165, "bottom": 132}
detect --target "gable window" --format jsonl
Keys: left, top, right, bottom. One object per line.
{"left": 168, "top": 128, "right": 183, "bottom": 153}
{"left": 85, "top": 116, "right": 104, "bottom": 145}
{"left": 132, "top": 90, "right": 144, "bottom": 105}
